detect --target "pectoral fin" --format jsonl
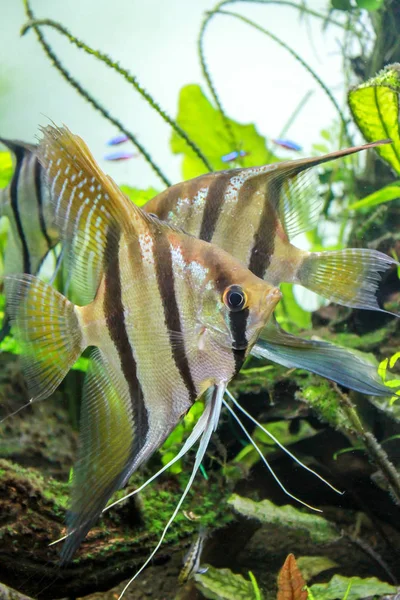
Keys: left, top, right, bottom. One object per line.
{"left": 252, "top": 318, "right": 394, "bottom": 396}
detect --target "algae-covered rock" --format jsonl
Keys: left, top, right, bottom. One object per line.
{"left": 228, "top": 494, "right": 339, "bottom": 544}
{"left": 0, "top": 459, "right": 232, "bottom": 599}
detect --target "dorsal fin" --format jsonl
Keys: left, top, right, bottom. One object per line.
{"left": 257, "top": 139, "right": 391, "bottom": 240}
{"left": 37, "top": 125, "right": 140, "bottom": 302}
{"left": 37, "top": 125, "right": 186, "bottom": 302}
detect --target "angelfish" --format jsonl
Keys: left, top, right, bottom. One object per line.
{"left": 0, "top": 138, "right": 59, "bottom": 338}
{"left": 144, "top": 140, "right": 399, "bottom": 396}
{"left": 178, "top": 527, "right": 208, "bottom": 584}
{"left": 5, "top": 125, "right": 281, "bottom": 562}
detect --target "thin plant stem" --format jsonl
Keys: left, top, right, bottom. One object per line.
{"left": 21, "top": 1, "right": 171, "bottom": 187}
{"left": 22, "top": 18, "right": 213, "bottom": 174}
{"left": 198, "top": 0, "right": 353, "bottom": 146}
{"left": 332, "top": 382, "right": 400, "bottom": 506}
{"left": 216, "top": 9, "right": 351, "bottom": 144}
{"left": 278, "top": 89, "right": 314, "bottom": 139}
{"left": 197, "top": 1, "right": 238, "bottom": 152}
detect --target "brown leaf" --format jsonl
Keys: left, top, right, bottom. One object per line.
{"left": 277, "top": 554, "right": 308, "bottom": 600}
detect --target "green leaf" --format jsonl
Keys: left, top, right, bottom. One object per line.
{"left": 348, "top": 182, "right": 400, "bottom": 210}
{"left": 0, "top": 151, "right": 13, "bottom": 189}
{"left": 348, "top": 64, "right": 400, "bottom": 174}
{"left": 296, "top": 556, "right": 338, "bottom": 581}
{"left": 309, "top": 575, "right": 396, "bottom": 600}
{"left": 355, "top": 0, "right": 384, "bottom": 9}
{"left": 331, "top": 0, "right": 352, "bottom": 9}
{"left": 228, "top": 494, "right": 339, "bottom": 543}
{"left": 195, "top": 566, "right": 260, "bottom": 600}
{"left": 120, "top": 185, "right": 159, "bottom": 207}
{"left": 171, "top": 84, "right": 278, "bottom": 179}
{"left": 276, "top": 283, "right": 312, "bottom": 331}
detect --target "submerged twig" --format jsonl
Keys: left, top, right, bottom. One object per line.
{"left": 332, "top": 382, "right": 400, "bottom": 506}
{"left": 21, "top": 18, "right": 213, "bottom": 174}
{"left": 21, "top": 1, "right": 171, "bottom": 187}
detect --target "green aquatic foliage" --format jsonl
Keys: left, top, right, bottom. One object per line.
{"left": 159, "top": 400, "right": 205, "bottom": 474}
{"left": 378, "top": 351, "right": 400, "bottom": 404}
{"left": 308, "top": 575, "right": 396, "bottom": 600}
{"left": 354, "top": 0, "right": 385, "bottom": 9}
{"left": 171, "top": 84, "right": 278, "bottom": 180}
{"left": 231, "top": 419, "right": 316, "bottom": 473}
{"left": 194, "top": 566, "right": 263, "bottom": 600}
{"left": 277, "top": 283, "right": 312, "bottom": 331}
{"left": 0, "top": 151, "right": 13, "bottom": 189}
{"left": 333, "top": 0, "right": 385, "bottom": 9}
{"left": 120, "top": 185, "right": 160, "bottom": 207}
{"left": 348, "top": 181, "right": 400, "bottom": 210}
{"left": 228, "top": 494, "right": 339, "bottom": 544}
{"left": 348, "top": 64, "right": 400, "bottom": 174}
{"left": 296, "top": 556, "right": 338, "bottom": 582}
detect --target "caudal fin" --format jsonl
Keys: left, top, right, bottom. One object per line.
{"left": 5, "top": 274, "right": 84, "bottom": 401}
{"left": 296, "top": 248, "right": 398, "bottom": 314}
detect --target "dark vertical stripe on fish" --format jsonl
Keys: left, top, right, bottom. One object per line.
{"left": 153, "top": 229, "right": 197, "bottom": 403}
{"left": 10, "top": 144, "right": 31, "bottom": 274}
{"left": 154, "top": 183, "right": 184, "bottom": 221}
{"left": 199, "top": 173, "right": 232, "bottom": 242}
{"left": 103, "top": 225, "right": 149, "bottom": 451}
{"left": 248, "top": 178, "right": 281, "bottom": 279}
{"left": 34, "top": 157, "right": 53, "bottom": 250}
{"left": 229, "top": 308, "right": 249, "bottom": 374}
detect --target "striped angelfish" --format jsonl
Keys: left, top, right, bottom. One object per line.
{"left": 144, "top": 140, "right": 399, "bottom": 397}
{"left": 5, "top": 125, "right": 281, "bottom": 563}
{"left": 0, "top": 138, "right": 59, "bottom": 338}
{"left": 178, "top": 527, "right": 208, "bottom": 584}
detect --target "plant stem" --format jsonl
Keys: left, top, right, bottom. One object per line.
{"left": 21, "top": 1, "right": 171, "bottom": 187}
{"left": 332, "top": 382, "right": 400, "bottom": 506}
{"left": 22, "top": 18, "right": 213, "bottom": 174}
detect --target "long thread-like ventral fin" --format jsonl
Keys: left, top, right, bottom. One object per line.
{"left": 50, "top": 396, "right": 213, "bottom": 549}
{"left": 4, "top": 274, "right": 84, "bottom": 401}
{"left": 296, "top": 248, "right": 399, "bottom": 314}
{"left": 117, "top": 384, "right": 225, "bottom": 599}
{"left": 252, "top": 319, "right": 396, "bottom": 396}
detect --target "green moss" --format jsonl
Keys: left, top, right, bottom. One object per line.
{"left": 231, "top": 363, "right": 285, "bottom": 396}
{"left": 359, "top": 63, "right": 400, "bottom": 91}
{"left": 294, "top": 375, "right": 351, "bottom": 432}
{"left": 330, "top": 327, "right": 390, "bottom": 352}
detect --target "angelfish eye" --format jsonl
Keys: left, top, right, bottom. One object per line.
{"left": 223, "top": 285, "right": 248, "bottom": 312}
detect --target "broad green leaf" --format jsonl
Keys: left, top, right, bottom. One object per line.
{"left": 348, "top": 64, "right": 400, "bottom": 173}
{"left": 355, "top": 0, "right": 384, "bottom": 9}
{"left": 309, "top": 575, "right": 396, "bottom": 600}
{"left": 275, "top": 283, "right": 312, "bottom": 331}
{"left": 120, "top": 185, "right": 159, "bottom": 207}
{"left": 348, "top": 182, "right": 400, "bottom": 210}
{"left": 296, "top": 556, "right": 338, "bottom": 581}
{"left": 228, "top": 494, "right": 339, "bottom": 543}
{"left": 194, "top": 566, "right": 260, "bottom": 600}
{"left": 0, "top": 151, "right": 13, "bottom": 189}
{"left": 171, "top": 84, "right": 278, "bottom": 179}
